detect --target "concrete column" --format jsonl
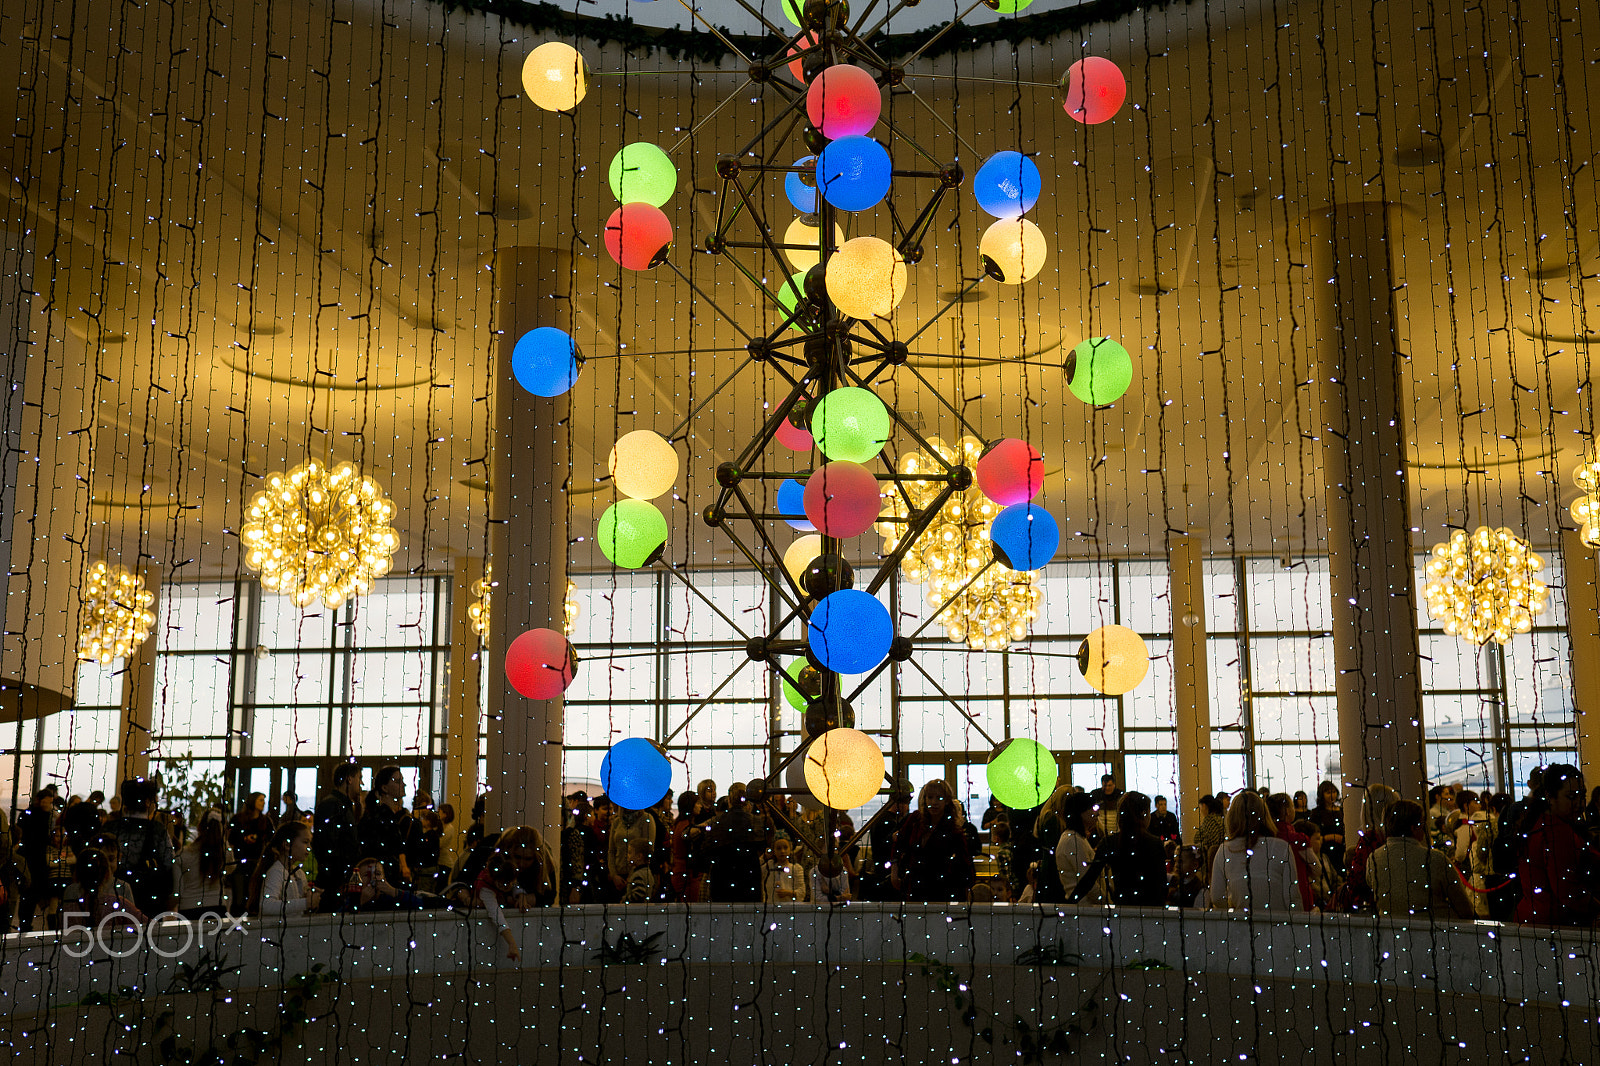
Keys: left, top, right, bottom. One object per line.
{"left": 1562, "top": 530, "right": 1600, "bottom": 785}
{"left": 1170, "top": 534, "right": 1212, "bottom": 837}
{"left": 485, "top": 248, "right": 570, "bottom": 866}
{"left": 118, "top": 585, "right": 159, "bottom": 785}
{"left": 1314, "top": 204, "right": 1428, "bottom": 814}
{"left": 444, "top": 556, "right": 484, "bottom": 819}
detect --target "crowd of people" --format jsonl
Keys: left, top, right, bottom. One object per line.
{"left": 2, "top": 761, "right": 1596, "bottom": 961}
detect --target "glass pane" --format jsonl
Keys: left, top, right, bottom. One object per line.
{"left": 257, "top": 594, "right": 336, "bottom": 650}
{"left": 1123, "top": 730, "right": 1175, "bottom": 751}
{"left": 253, "top": 651, "right": 333, "bottom": 705}
{"left": 151, "top": 655, "right": 231, "bottom": 738}
{"left": 1426, "top": 742, "right": 1497, "bottom": 791}
{"left": 1511, "top": 724, "right": 1579, "bottom": 753}
{"left": 346, "top": 705, "right": 430, "bottom": 758}
{"left": 1211, "top": 752, "right": 1248, "bottom": 794}
{"left": 1020, "top": 697, "right": 1117, "bottom": 751}
{"left": 678, "top": 748, "right": 769, "bottom": 796}
{"left": 1068, "top": 761, "right": 1113, "bottom": 791}
{"left": 664, "top": 571, "right": 767, "bottom": 643}
{"left": 1124, "top": 752, "right": 1178, "bottom": 799}
{"left": 1121, "top": 639, "right": 1173, "bottom": 728}
{"left": 567, "top": 701, "right": 657, "bottom": 745}
{"left": 678, "top": 702, "right": 769, "bottom": 748}
{"left": 74, "top": 661, "right": 124, "bottom": 708}
{"left": 566, "top": 647, "right": 656, "bottom": 703}
{"left": 348, "top": 651, "right": 433, "bottom": 705}
{"left": 1418, "top": 633, "right": 1493, "bottom": 691}
{"left": 899, "top": 698, "right": 1003, "bottom": 751}
{"left": 1208, "top": 638, "right": 1246, "bottom": 727}
{"left": 1212, "top": 728, "right": 1245, "bottom": 752}
{"left": 40, "top": 707, "right": 118, "bottom": 750}
{"left": 571, "top": 571, "right": 657, "bottom": 644}
{"left": 1204, "top": 559, "right": 1239, "bottom": 632}
{"left": 251, "top": 705, "right": 332, "bottom": 758}
{"left": 1249, "top": 636, "right": 1333, "bottom": 694}
{"left": 49, "top": 752, "right": 117, "bottom": 800}
{"left": 1424, "top": 693, "right": 1500, "bottom": 740}
{"left": 1118, "top": 560, "right": 1170, "bottom": 633}
{"left": 1242, "top": 558, "right": 1330, "bottom": 632}
{"left": 1037, "top": 561, "right": 1116, "bottom": 636}
{"left": 1252, "top": 744, "right": 1338, "bottom": 797}
{"left": 1503, "top": 630, "right": 1573, "bottom": 724}
{"left": 664, "top": 646, "right": 764, "bottom": 701}
{"left": 1508, "top": 749, "right": 1576, "bottom": 796}
{"left": 348, "top": 577, "right": 437, "bottom": 648}
{"left": 561, "top": 748, "right": 608, "bottom": 793}
{"left": 1251, "top": 696, "right": 1335, "bottom": 743}
{"left": 1008, "top": 642, "right": 1090, "bottom": 697}
{"left": 903, "top": 646, "right": 1006, "bottom": 698}
{"left": 156, "top": 582, "right": 238, "bottom": 651}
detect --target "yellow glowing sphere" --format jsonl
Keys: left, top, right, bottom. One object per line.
{"left": 608, "top": 430, "right": 680, "bottom": 500}
{"left": 783, "top": 217, "right": 845, "bottom": 273}
{"left": 77, "top": 560, "right": 156, "bottom": 664}
{"left": 784, "top": 535, "right": 823, "bottom": 586}
{"left": 1573, "top": 452, "right": 1600, "bottom": 549}
{"left": 825, "top": 236, "right": 908, "bottom": 320}
{"left": 1078, "top": 624, "right": 1150, "bottom": 695}
{"left": 804, "top": 727, "right": 885, "bottom": 810}
{"left": 1423, "top": 526, "right": 1549, "bottom": 644}
{"left": 522, "top": 42, "right": 588, "bottom": 112}
{"left": 979, "top": 218, "right": 1048, "bottom": 284}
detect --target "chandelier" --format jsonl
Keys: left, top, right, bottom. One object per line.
{"left": 1571, "top": 451, "right": 1600, "bottom": 548}
{"left": 1422, "top": 526, "right": 1550, "bottom": 644}
{"left": 239, "top": 458, "right": 399, "bottom": 610}
{"left": 77, "top": 560, "right": 156, "bottom": 664}
{"left": 468, "top": 568, "right": 578, "bottom": 645}
{"left": 878, "top": 436, "right": 1041, "bottom": 650}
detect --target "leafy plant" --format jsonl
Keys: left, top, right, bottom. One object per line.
{"left": 593, "top": 931, "right": 665, "bottom": 965}
{"left": 1015, "top": 942, "right": 1082, "bottom": 967}
{"left": 1124, "top": 958, "right": 1174, "bottom": 971}
{"left": 166, "top": 943, "right": 243, "bottom": 995}
{"left": 903, "top": 952, "right": 1106, "bottom": 1064}
{"left": 156, "top": 751, "right": 230, "bottom": 825}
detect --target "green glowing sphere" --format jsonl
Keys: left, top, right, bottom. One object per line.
{"left": 597, "top": 499, "right": 668, "bottom": 569}
{"left": 811, "top": 387, "right": 890, "bottom": 463}
{"left": 1067, "top": 337, "right": 1134, "bottom": 406}
{"left": 608, "top": 142, "right": 677, "bottom": 208}
{"left": 986, "top": 737, "right": 1059, "bottom": 810}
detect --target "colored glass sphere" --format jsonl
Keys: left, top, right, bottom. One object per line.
{"left": 600, "top": 738, "right": 673, "bottom": 810}
{"left": 783, "top": 216, "right": 844, "bottom": 273}
{"left": 811, "top": 387, "right": 891, "bottom": 463}
{"left": 972, "top": 151, "right": 1041, "bottom": 219}
{"left": 817, "top": 137, "right": 892, "bottom": 212}
{"left": 608, "top": 430, "right": 679, "bottom": 500}
{"left": 1067, "top": 337, "right": 1134, "bottom": 406}
{"left": 825, "top": 237, "right": 908, "bottom": 320}
{"left": 1078, "top": 624, "right": 1150, "bottom": 695}
{"left": 783, "top": 534, "right": 823, "bottom": 586}
{"left": 989, "top": 503, "right": 1059, "bottom": 572}
{"left": 987, "top": 738, "right": 1059, "bottom": 810}
{"left": 522, "top": 42, "right": 588, "bottom": 112}
{"left": 806, "top": 65, "right": 882, "bottom": 139}
{"left": 1062, "top": 57, "right": 1126, "bottom": 125}
{"left": 778, "top": 477, "right": 814, "bottom": 531}
{"left": 802, "top": 461, "right": 883, "bottom": 538}
{"left": 776, "top": 413, "right": 814, "bottom": 451}
{"left": 511, "top": 326, "right": 582, "bottom": 397}
{"left": 976, "top": 438, "right": 1045, "bottom": 506}
{"left": 597, "top": 499, "right": 668, "bottom": 568}
{"left": 807, "top": 589, "right": 893, "bottom": 674}
{"left": 604, "top": 203, "right": 672, "bottom": 270}
{"left": 786, "top": 156, "right": 820, "bottom": 214}
{"left": 608, "top": 142, "right": 677, "bottom": 207}
{"left": 979, "top": 218, "right": 1048, "bottom": 284}
{"left": 804, "top": 727, "right": 885, "bottom": 810}
{"left": 505, "top": 628, "right": 577, "bottom": 699}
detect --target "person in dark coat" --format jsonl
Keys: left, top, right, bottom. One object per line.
{"left": 313, "top": 763, "right": 364, "bottom": 903}
{"left": 700, "top": 784, "right": 769, "bottom": 902}
{"left": 864, "top": 790, "right": 911, "bottom": 901}
{"left": 61, "top": 791, "right": 106, "bottom": 856}
{"left": 1148, "top": 795, "right": 1181, "bottom": 845}
{"left": 890, "top": 780, "right": 977, "bottom": 903}
{"left": 105, "top": 778, "right": 176, "bottom": 918}
{"left": 1068, "top": 792, "right": 1169, "bottom": 907}
{"left": 13, "top": 790, "right": 57, "bottom": 931}
{"left": 357, "top": 764, "right": 415, "bottom": 886}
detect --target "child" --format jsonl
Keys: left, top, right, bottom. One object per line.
{"left": 63, "top": 848, "right": 145, "bottom": 930}
{"left": 1167, "top": 845, "right": 1208, "bottom": 908}
{"left": 1295, "top": 819, "right": 1341, "bottom": 909}
{"left": 761, "top": 838, "right": 806, "bottom": 903}
{"left": 345, "top": 858, "right": 429, "bottom": 911}
{"left": 623, "top": 838, "right": 656, "bottom": 903}
{"left": 810, "top": 855, "right": 853, "bottom": 903}
{"left": 1016, "top": 861, "right": 1039, "bottom": 904}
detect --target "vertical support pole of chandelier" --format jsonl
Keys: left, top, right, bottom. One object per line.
{"left": 445, "top": 555, "right": 483, "bottom": 821}
{"left": 1313, "top": 203, "right": 1427, "bottom": 818}
{"left": 485, "top": 247, "right": 571, "bottom": 869}
{"left": 117, "top": 571, "right": 159, "bottom": 786}
{"left": 1560, "top": 529, "right": 1600, "bottom": 785}
{"left": 1169, "top": 533, "right": 1211, "bottom": 837}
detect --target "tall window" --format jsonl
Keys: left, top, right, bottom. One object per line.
{"left": 0, "top": 661, "right": 122, "bottom": 813}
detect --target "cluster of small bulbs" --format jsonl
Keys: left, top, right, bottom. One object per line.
{"left": 878, "top": 436, "right": 1041, "bottom": 650}
{"left": 1570, "top": 450, "right": 1600, "bottom": 548}
{"left": 467, "top": 568, "right": 579, "bottom": 645}
{"left": 76, "top": 560, "right": 156, "bottom": 664}
{"left": 1422, "top": 526, "right": 1550, "bottom": 645}
{"left": 239, "top": 459, "right": 400, "bottom": 610}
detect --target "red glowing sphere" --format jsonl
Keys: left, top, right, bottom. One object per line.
{"left": 776, "top": 415, "right": 814, "bottom": 451}
{"left": 805, "top": 65, "right": 882, "bottom": 140}
{"left": 604, "top": 203, "right": 672, "bottom": 270}
{"left": 505, "top": 628, "right": 577, "bottom": 700}
{"left": 802, "top": 461, "right": 882, "bottom": 539}
{"left": 787, "top": 32, "right": 820, "bottom": 82}
{"left": 1062, "top": 57, "right": 1126, "bottom": 125}
{"left": 976, "top": 438, "right": 1045, "bottom": 506}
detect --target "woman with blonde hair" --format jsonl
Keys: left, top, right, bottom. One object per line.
{"left": 889, "top": 780, "right": 976, "bottom": 903}
{"left": 1208, "top": 791, "right": 1300, "bottom": 912}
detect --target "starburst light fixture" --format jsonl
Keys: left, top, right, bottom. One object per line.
{"left": 239, "top": 458, "right": 400, "bottom": 610}
{"left": 1571, "top": 451, "right": 1600, "bottom": 549}
{"left": 878, "top": 436, "right": 1041, "bottom": 650}
{"left": 1422, "top": 526, "right": 1550, "bottom": 645}
{"left": 76, "top": 560, "right": 157, "bottom": 664}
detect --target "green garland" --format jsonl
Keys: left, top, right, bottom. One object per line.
{"left": 429, "top": 0, "right": 1187, "bottom": 63}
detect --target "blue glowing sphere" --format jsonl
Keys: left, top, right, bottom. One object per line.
{"left": 973, "top": 151, "right": 1041, "bottom": 219}
{"left": 989, "top": 503, "right": 1059, "bottom": 572}
{"left": 817, "top": 137, "right": 892, "bottom": 212}
{"left": 786, "top": 156, "right": 819, "bottom": 214}
{"left": 807, "top": 589, "right": 893, "bottom": 674}
{"left": 778, "top": 478, "right": 814, "bottom": 532}
{"left": 512, "top": 326, "right": 581, "bottom": 397}
{"left": 600, "top": 737, "right": 673, "bottom": 811}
